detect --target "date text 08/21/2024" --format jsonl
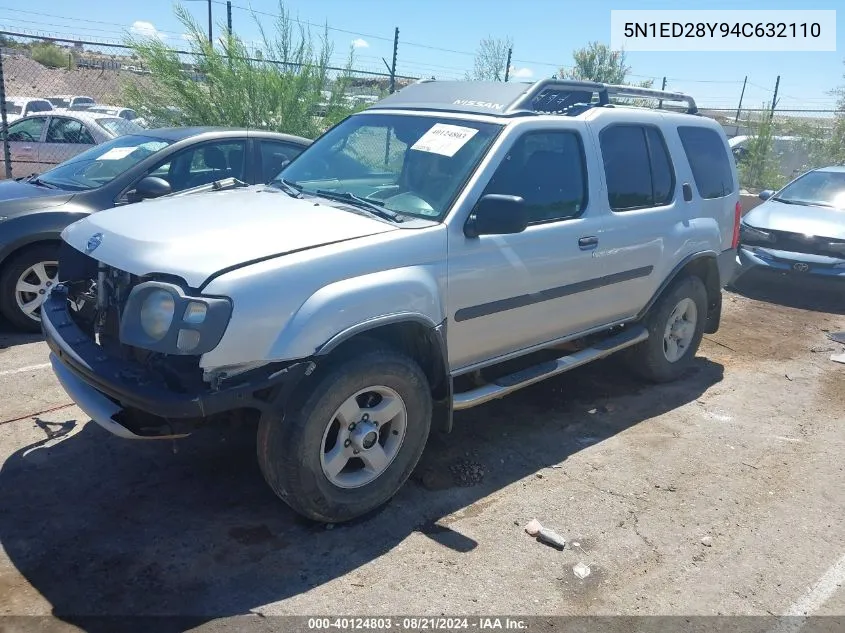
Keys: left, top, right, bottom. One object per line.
{"left": 306, "top": 617, "right": 529, "bottom": 630}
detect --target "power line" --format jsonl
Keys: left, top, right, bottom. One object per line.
{"left": 227, "top": 2, "right": 395, "bottom": 42}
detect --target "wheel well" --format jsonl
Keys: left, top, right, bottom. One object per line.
{"left": 680, "top": 257, "right": 719, "bottom": 303}
{"left": 675, "top": 256, "right": 721, "bottom": 333}
{"left": 0, "top": 239, "right": 61, "bottom": 271}
{"left": 327, "top": 321, "right": 449, "bottom": 400}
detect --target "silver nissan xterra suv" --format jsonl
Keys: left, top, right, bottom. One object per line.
{"left": 43, "top": 79, "right": 740, "bottom": 523}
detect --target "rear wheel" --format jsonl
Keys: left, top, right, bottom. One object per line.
{"left": 257, "top": 345, "right": 432, "bottom": 523}
{"left": 625, "top": 275, "right": 707, "bottom": 383}
{"left": 0, "top": 244, "right": 59, "bottom": 332}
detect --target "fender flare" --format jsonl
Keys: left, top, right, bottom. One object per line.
{"left": 636, "top": 250, "right": 721, "bottom": 331}
{"left": 316, "top": 314, "right": 454, "bottom": 434}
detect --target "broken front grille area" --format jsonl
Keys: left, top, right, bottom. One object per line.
{"left": 742, "top": 228, "right": 845, "bottom": 259}
{"left": 56, "top": 242, "right": 206, "bottom": 394}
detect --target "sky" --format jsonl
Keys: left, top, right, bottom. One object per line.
{"left": 1, "top": 0, "right": 843, "bottom": 112}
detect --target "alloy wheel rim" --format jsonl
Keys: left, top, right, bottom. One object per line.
{"left": 662, "top": 298, "right": 697, "bottom": 362}
{"left": 14, "top": 260, "right": 58, "bottom": 323}
{"left": 320, "top": 385, "right": 408, "bottom": 489}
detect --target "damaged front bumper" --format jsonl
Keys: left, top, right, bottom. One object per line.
{"left": 736, "top": 246, "right": 845, "bottom": 279}
{"left": 42, "top": 284, "right": 313, "bottom": 439}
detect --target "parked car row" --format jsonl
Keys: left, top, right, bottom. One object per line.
{"left": 4, "top": 95, "right": 144, "bottom": 127}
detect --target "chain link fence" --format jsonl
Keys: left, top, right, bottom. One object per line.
{"left": 2, "top": 32, "right": 843, "bottom": 187}
{"left": 0, "top": 33, "right": 420, "bottom": 179}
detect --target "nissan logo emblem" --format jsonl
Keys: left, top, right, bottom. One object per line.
{"left": 792, "top": 262, "right": 810, "bottom": 273}
{"left": 85, "top": 233, "right": 103, "bottom": 254}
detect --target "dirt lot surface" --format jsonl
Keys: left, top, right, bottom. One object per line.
{"left": 0, "top": 272, "right": 844, "bottom": 631}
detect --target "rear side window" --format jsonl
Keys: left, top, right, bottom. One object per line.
{"left": 677, "top": 126, "right": 735, "bottom": 199}
{"left": 600, "top": 125, "right": 674, "bottom": 211}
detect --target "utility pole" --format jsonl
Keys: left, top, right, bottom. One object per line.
{"left": 504, "top": 47, "right": 512, "bottom": 82}
{"left": 226, "top": 1, "right": 232, "bottom": 35}
{"left": 735, "top": 75, "right": 747, "bottom": 122}
{"left": 207, "top": 0, "right": 213, "bottom": 44}
{"left": 770, "top": 75, "right": 780, "bottom": 118}
{"left": 658, "top": 76, "right": 666, "bottom": 108}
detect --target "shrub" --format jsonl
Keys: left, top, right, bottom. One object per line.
{"left": 31, "top": 43, "right": 71, "bottom": 69}
{"left": 122, "top": 1, "right": 364, "bottom": 138}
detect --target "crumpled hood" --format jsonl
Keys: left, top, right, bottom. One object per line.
{"left": 0, "top": 179, "right": 75, "bottom": 217}
{"left": 744, "top": 199, "right": 845, "bottom": 240}
{"left": 61, "top": 186, "right": 398, "bottom": 287}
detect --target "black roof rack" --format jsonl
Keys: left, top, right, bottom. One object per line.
{"left": 367, "top": 79, "right": 698, "bottom": 116}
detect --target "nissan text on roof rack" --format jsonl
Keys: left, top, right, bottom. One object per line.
{"left": 44, "top": 78, "right": 741, "bottom": 523}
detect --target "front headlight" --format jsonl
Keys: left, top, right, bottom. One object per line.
{"left": 740, "top": 222, "right": 774, "bottom": 243}
{"left": 139, "top": 289, "right": 176, "bottom": 341}
{"left": 120, "top": 281, "right": 232, "bottom": 354}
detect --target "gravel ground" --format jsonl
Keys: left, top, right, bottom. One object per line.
{"left": 0, "top": 271, "right": 843, "bottom": 630}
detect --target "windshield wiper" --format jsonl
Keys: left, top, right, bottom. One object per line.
{"left": 772, "top": 197, "right": 833, "bottom": 208}
{"left": 314, "top": 189, "right": 403, "bottom": 223}
{"left": 28, "top": 176, "right": 58, "bottom": 189}
{"left": 269, "top": 178, "right": 303, "bottom": 198}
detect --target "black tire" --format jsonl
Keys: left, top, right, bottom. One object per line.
{"left": 0, "top": 243, "right": 59, "bottom": 333}
{"left": 257, "top": 345, "right": 432, "bottom": 523}
{"left": 625, "top": 275, "right": 708, "bottom": 383}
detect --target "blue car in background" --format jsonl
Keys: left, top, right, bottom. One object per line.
{"left": 735, "top": 166, "right": 845, "bottom": 281}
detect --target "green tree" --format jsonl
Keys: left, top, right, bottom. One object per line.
{"left": 31, "top": 42, "right": 72, "bottom": 69}
{"left": 559, "top": 41, "right": 652, "bottom": 87}
{"left": 466, "top": 36, "right": 513, "bottom": 82}
{"left": 122, "top": 1, "right": 361, "bottom": 137}
{"left": 737, "top": 106, "right": 787, "bottom": 191}
{"left": 558, "top": 41, "right": 654, "bottom": 107}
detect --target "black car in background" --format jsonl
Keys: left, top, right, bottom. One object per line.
{"left": 0, "top": 127, "right": 311, "bottom": 331}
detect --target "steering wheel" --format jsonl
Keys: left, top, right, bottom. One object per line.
{"left": 9, "top": 131, "right": 35, "bottom": 142}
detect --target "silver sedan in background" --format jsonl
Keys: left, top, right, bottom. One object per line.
{"left": 735, "top": 165, "right": 845, "bottom": 281}
{"left": 1, "top": 109, "right": 143, "bottom": 179}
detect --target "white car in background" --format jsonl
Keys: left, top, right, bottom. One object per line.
{"left": 729, "top": 135, "right": 810, "bottom": 180}
{"left": 45, "top": 95, "right": 96, "bottom": 110}
{"left": 86, "top": 105, "right": 148, "bottom": 128}
{"left": 1, "top": 109, "right": 144, "bottom": 179}
{"left": 3, "top": 97, "right": 54, "bottom": 124}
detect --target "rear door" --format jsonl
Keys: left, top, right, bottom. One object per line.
{"left": 40, "top": 116, "right": 98, "bottom": 169}
{"left": 585, "top": 118, "right": 683, "bottom": 321}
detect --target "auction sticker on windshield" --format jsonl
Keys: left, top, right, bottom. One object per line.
{"left": 411, "top": 123, "right": 479, "bottom": 157}
{"left": 97, "top": 147, "right": 139, "bottom": 161}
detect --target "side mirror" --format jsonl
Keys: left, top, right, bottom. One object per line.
{"left": 128, "top": 176, "right": 172, "bottom": 203}
{"left": 759, "top": 189, "right": 774, "bottom": 201}
{"left": 465, "top": 194, "right": 528, "bottom": 238}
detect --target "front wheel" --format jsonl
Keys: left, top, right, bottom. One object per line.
{"left": 257, "top": 345, "right": 432, "bottom": 523}
{"left": 625, "top": 275, "right": 708, "bottom": 383}
{"left": 0, "top": 244, "right": 59, "bottom": 332}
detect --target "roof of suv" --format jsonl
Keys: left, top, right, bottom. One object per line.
{"left": 367, "top": 79, "right": 698, "bottom": 118}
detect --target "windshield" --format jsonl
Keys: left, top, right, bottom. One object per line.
{"left": 5, "top": 102, "right": 22, "bottom": 115}
{"left": 277, "top": 113, "right": 503, "bottom": 220}
{"left": 74, "top": 97, "right": 95, "bottom": 107}
{"left": 48, "top": 98, "right": 70, "bottom": 108}
{"left": 774, "top": 170, "right": 845, "bottom": 210}
{"left": 96, "top": 117, "right": 142, "bottom": 137}
{"left": 35, "top": 134, "right": 172, "bottom": 191}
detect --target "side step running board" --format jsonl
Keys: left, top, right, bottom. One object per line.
{"left": 452, "top": 325, "right": 649, "bottom": 411}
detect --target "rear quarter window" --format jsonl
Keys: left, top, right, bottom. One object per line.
{"left": 677, "top": 126, "right": 735, "bottom": 199}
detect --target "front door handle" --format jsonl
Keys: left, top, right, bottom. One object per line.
{"left": 578, "top": 236, "right": 598, "bottom": 250}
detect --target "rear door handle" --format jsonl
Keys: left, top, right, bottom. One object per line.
{"left": 578, "top": 236, "right": 598, "bottom": 250}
